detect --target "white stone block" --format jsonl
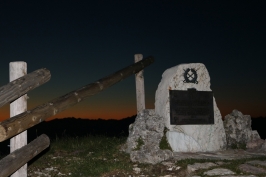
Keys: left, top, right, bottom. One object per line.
{"left": 166, "top": 131, "right": 201, "bottom": 152}
{"left": 155, "top": 63, "right": 226, "bottom": 152}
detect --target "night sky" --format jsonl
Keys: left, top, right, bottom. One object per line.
{"left": 0, "top": 1, "right": 265, "bottom": 121}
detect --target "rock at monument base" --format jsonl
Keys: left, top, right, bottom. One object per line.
{"left": 203, "top": 168, "right": 236, "bottom": 176}
{"left": 246, "top": 139, "right": 265, "bottom": 150}
{"left": 130, "top": 149, "right": 173, "bottom": 164}
{"left": 238, "top": 164, "right": 266, "bottom": 174}
{"left": 121, "top": 109, "right": 173, "bottom": 164}
{"left": 223, "top": 109, "right": 261, "bottom": 149}
{"left": 256, "top": 141, "right": 266, "bottom": 152}
{"left": 155, "top": 63, "right": 226, "bottom": 152}
{"left": 187, "top": 162, "right": 218, "bottom": 173}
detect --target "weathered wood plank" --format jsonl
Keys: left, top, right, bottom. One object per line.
{"left": 0, "top": 134, "right": 50, "bottom": 177}
{"left": 10, "top": 62, "right": 28, "bottom": 177}
{"left": 0, "top": 56, "right": 154, "bottom": 142}
{"left": 0, "top": 68, "right": 51, "bottom": 108}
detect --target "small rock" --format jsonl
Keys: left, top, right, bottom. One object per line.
{"left": 256, "top": 141, "right": 266, "bottom": 152}
{"left": 250, "top": 130, "right": 261, "bottom": 140}
{"left": 187, "top": 162, "right": 217, "bottom": 173}
{"left": 203, "top": 168, "right": 235, "bottom": 176}
{"left": 34, "top": 171, "right": 51, "bottom": 177}
{"left": 45, "top": 167, "right": 55, "bottom": 171}
{"left": 246, "top": 139, "right": 265, "bottom": 149}
{"left": 215, "top": 161, "right": 229, "bottom": 165}
{"left": 133, "top": 167, "right": 141, "bottom": 174}
{"left": 167, "top": 167, "right": 173, "bottom": 171}
{"left": 161, "top": 161, "right": 180, "bottom": 171}
{"left": 238, "top": 163, "right": 266, "bottom": 174}
{"left": 57, "top": 172, "right": 66, "bottom": 176}
{"left": 246, "top": 160, "right": 266, "bottom": 167}
{"left": 161, "top": 161, "right": 175, "bottom": 166}
{"left": 222, "top": 175, "right": 257, "bottom": 177}
{"left": 175, "top": 166, "right": 181, "bottom": 170}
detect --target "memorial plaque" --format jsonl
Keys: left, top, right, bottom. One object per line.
{"left": 170, "top": 88, "right": 214, "bottom": 125}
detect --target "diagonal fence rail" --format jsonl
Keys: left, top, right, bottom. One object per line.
{"left": 0, "top": 56, "right": 154, "bottom": 142}
{"left": 0, "top": 134, "right": 50, "bottom": 177}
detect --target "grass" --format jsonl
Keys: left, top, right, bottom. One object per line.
{"left": 134, "top": 137, "right": 144, "bottom": 150}
{"left": 159, "top": 127, "right": 172, "bottom": 151}
{"left": 27, "top": 135, "right": 134, "bottom": 177}
{"left": 2, "top": 134, "right": 266, "bottom": 177}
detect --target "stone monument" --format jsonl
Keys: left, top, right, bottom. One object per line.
{"left": 155, "top": 63, "right": 227, "bottom": 152}
{"left": 122, "top": 62, "right": 264, "bottom": 164}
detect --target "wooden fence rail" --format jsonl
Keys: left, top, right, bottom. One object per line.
{"left": 0, "top": 55, "right": 153, "bottom": 176}
{"left": 0, "top": 56, "right": 154, "bottom": 142}
{"left": 0, "top": 134, "right": 50, "bottom": 177}
{"left": 0, "top": 68, "right": 51, "bottom": 108}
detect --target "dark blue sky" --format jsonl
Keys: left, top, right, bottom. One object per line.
{"left": 1, "top": 1, "right": 265, "bottom": 121}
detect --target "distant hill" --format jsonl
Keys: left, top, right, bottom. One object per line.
{"left": 28, "top": 115, "right": 137, "bottom": 140}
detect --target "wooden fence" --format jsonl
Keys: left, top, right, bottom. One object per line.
{"left": 0, "top": 55, "right": 154, "bottom": 177}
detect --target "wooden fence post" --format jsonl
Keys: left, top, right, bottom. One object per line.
{"left": 134, "top": 54, "right": 145, "bottom": 114}
{"left": 10, "top": 62, "right": 27, "bottom": 177}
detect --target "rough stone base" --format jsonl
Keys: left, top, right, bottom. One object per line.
{"left": 121, "top": 109, "right": 173, "bottom": 164}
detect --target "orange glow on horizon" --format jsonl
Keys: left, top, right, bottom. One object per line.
{"left": 1, "top": 108, "right": 265, "bottom": 123}
{"left": 0, "top": 101, "right": 265, "bottom": 122}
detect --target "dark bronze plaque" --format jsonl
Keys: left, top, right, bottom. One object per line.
{"left": 170, "top": 88, "right": 214, "bottom": 125}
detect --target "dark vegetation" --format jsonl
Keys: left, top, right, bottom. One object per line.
{"left": 0, "top": 115, "right": 136, "bottom": 156}
{"left": 251, "top": 117, "right": 266, "bottom": 139}
{"left": 0, "top": 115, "right": 265, "bottom": 157}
